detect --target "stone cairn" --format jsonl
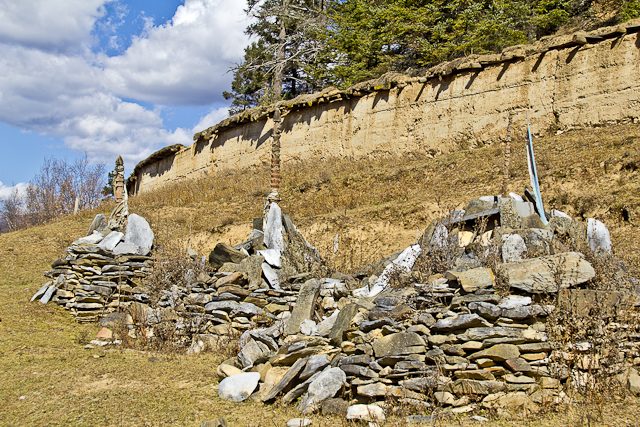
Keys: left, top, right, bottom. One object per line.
{"left": 32, "top": 212, "right": 156, "bottom": 323}
{"left": 34, "top": 194, "right": 640, "bottom": 422}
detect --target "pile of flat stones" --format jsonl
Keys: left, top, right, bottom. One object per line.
{"left": 213, "top": 196, "right": 640, "bottom": 422}
{"left": 31, "top": 213, "right": 155, "bottom": 323}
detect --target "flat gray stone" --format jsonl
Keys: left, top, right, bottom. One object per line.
{"left": 284, "top": 279, "right": 321, "bottom": 336}
{"left": 217, "top": 372, "right": 260, "bottom": 402}
{"left": 299, "top": 367, "right": 347, "bottom": 414}
{"left": 498, "top": 296, "right": 532, "bottom": 309}
{"left": 468, "top": 302, "right": 502, "bottom": 321}
{"left": 31, "top": 282, "right": 52, "bottom": 302}
{"left": 499, "top": 252, "right": 595, "bottom": 293}
{"left": 446, "top": 267, "right": 495, "bottom": 293}
{"left": 73, "top": 232, "right": 105, "bottom": 246}
{"left": 431, "top": 314, "right": 492, "bottom": 333}
{"left": 329, "top": 303, "right": 359, "bottom": 346}
{"left": 230, "top": 302, "right": 263, "bottom": 318}
{"left": 238, "top": 338, "right": 272, "bottom": 369}
{"left": 98, "top": 231, "right": 124, "bottom": 251}
{"left": 209, "top": 243, "right": 247, "bottom": 270}
{"left": 124, "top": 214, "right": 154, "bottom": 249}
{"left": 113, "top": 242, "right": 149, "bottom": 256}
{"left": 372, "top": 332, "right": 426, "bottom": 358}
{"left": 262, "top": 358, "right": 307, "bottom": 402}
{"left": 39, "top": 285, "right": 56, "bottom": 304}
{"left": 205, "top": 301, "right": 240, "bottom": 313}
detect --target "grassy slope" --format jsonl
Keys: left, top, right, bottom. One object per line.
{"left": 1, "top": 124, "right": 639, "bottom": 426}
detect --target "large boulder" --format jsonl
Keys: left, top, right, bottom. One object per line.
{"left": 498, "top": 252, "right": 595, "bottom": 293}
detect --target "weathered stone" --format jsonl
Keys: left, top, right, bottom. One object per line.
{"left": 300, "top": 354, "right": 330, "bottom": 380}
{"left": 217, "top": 364, "right": 243, "bottom": 378}
{"left": 200, "top": 418, "right": 228, "bottom": 427}
{"left": 124, "top": 214, "right": 154, "bottom": 249}
{"left": 502, "top": 305, "right": 552, "bottom": 320}
{"left": 205, "top": 301, "right": 240, "bottom": 313}
{"left": 498, "top": 252, "right": 595, "bottom": 293}
{"left": 346, "top": 404, "right": 385, "bottom": 422}
{"left": 217, "top": 372, "right": 261, "bottom": 402}
{"left": 468, "top": 302, "right": 502, "bottom": 321}
{"left": 499, "top": 200, "right": 521, "bottom": 229}
{"left": 501, "top": 234, "right": 527, "bottom": 262}
{"left": 31, "top": 282, "right": 51, "bottom": 302}
{"left": 431, "top": 314, "right": 492, "bottom": 333}
{"left": 446, "top": 268, "right": 495, "bottom": 293}
{"left": 39, "top": 285, "right": 56, "bottom": 304}
{"left": 113, "top": 242, "right": 149, "bottom": 256}
{"left": 284, "top": 279, "right": 321, "bottom": 336}
{"left": 434, "top": 391, "right": 456, "bottom": 405}
{"left": 321, "top": 398, "right": 349, "bottom": 416}
{"left": 504, "top": 357, "right": 533, "bottom": 374}
{"left": 231, "top": 302, "right": 264, "bottom": 318}
{"left": 470, "top": 344, "right": 520, "bottom": 362}
{"left": 372, "top": 332, "right": 426, "bottom": 358}
{"left": 498, "top": 295, "right": 531, "bottom": 309}
{"left": 238, "top": 255, "right": 264, "bottom": 288}
{"left": 73, "top": 233, "right": 105, "bottom": 246}
{"left": 328, "top": 304, "right": 359, "bottom": 346}
{"left": 261, "top": 358, "right": 307, "bottom": 402}
{"left": 399, "top": 377, "right": 438, "bottom": 393}
{"left": 316, "top": 310, "right": 340, "bottom": 337}
{"left": 209, "top": 243, "right": 248, "bottom": 270}
{"left": 97, "top": 231, "right": 124, "bottom": 251}
{"left": 340, "top": 364, "right": 378, "bottom": 378}
{"left": 299, "top": 367, "right": 346, "bottom": 414}
{"left": 238, "top": 338, "right": 271, "bottom": 369}
{"left": 357, "top": 382, "right": 388, "bottom": 398}
{"left": 454, "top": 369, "right": 496, "bottom": 381}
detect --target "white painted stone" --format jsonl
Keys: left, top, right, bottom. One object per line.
{"left": 346, "top": 404, "right": 385, "bottom": 422}
{"left": 509, "top": 192, "right": 523, "bottom": 202}
{"left": 367, "top": 244, "right": 422, "bottom": 297}
{"left": 261, "top": 263, "right": 281, "bottom": 289}
{"left": 430, "top": 224, "right": 449, "bottom": 248}
{"left": 263, "top": 203, "right": 285, "bottom": 253}
{"left": 217, "top": 372, "right": 261, "bottom": 402}
{"left": 257, "top": 249, "right": 281, "bottom": 268}
{"left": 587, "top": 218, "right": 611, "bottom": 253}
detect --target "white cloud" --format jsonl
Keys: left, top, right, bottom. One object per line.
{"left": 0, "top": 181, "right": 28, "bottom": 199}
{"left": 0, "top": 0, "right": 249, "bottom": 177}
{"left": 102, "top": 0, "right": 249, "bottom": 105}
{"left": 0, "top": 0, "right": 111, "bottom": 53}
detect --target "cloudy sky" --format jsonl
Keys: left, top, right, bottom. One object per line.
{"left": 0, "top": 0, "right": 250, "bottom": 198}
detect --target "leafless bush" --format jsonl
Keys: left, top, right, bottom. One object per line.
{"left": 0, "top": 187, "right": 25, "bottom": 232}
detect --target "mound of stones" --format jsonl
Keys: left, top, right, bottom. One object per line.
{"left": 211, "top": 196, "right": 640, "bottom": 420}
{"left": 33, "top": 195, "right": 640, "bottom": 420}
{"left": 32, "top": 213, "right": 155, "bottom": 323}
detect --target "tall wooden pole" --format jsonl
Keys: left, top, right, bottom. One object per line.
{"left": 268, "top": 108, "right": 282, "bottom": 204}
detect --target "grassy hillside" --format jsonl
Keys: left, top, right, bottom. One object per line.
{"left": 1, "top": 123, "right": 639, "bottom": 426}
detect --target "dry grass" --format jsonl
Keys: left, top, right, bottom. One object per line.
{"left": 1, "top": 123, "right": 640, "bottom": 426}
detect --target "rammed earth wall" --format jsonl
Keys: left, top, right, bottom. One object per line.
{"left": 128, "top": 21, "right": 640, "bottom": 195}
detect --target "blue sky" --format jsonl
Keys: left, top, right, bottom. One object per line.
{"left": 0, "top": 0, "right": 250, "bottom": 197}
